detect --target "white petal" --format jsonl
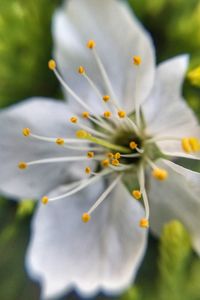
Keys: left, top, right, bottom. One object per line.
{"left": 52, "top": 0, "right": 155, "bottom": 114}
{"left": 0, "top": 98, "right": 90, "bottom": 199}
{"left": 143, "top": 55, "right": 198, "bottom": 138}
{"left": 148, "top": 159, "right": 200, "bottom": 255}
{"left": 26, "top": 180, "right": 147, "bottom": 299}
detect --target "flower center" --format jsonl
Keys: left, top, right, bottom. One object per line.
{"left": 18, "top": 39, "right": 200, "bottom": 229}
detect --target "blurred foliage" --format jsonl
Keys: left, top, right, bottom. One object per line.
{"left": 120, "top": 221, "right": 200, "bottom": 300}
{"left": 0, "top": 0, "right": 60, "bottom": 108}
{"left": 187, "top": 66, "right": 200, "bottom": 88}
{"left": 0, "top": 197, "right": 39, "bottom": 299}
{"left": 16, "top": 199, "right": 35, "bottom": 219}
{"left": 130, "top": 0, "right": 200, "bottom": 120}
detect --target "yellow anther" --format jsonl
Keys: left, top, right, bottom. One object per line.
{"left": 22, "top": 128, "right": 31, "bottom": 137}
{"left": 76, "top": 130, "right": 89, "bottom": 139}
{"left": 41, "top": 196, "right": 49, "bottom": 205}
{"left": 107, "top": 152, "right": 114, "bottom": 159}
{"left": 112, "top": 159, "right": 120, "bottom": 166}
{"left": 133, "top": 56, "right": 142, "bottom": 66}
{"left": 101, "top": 159, "right": 110, "bottom": 167}
{"left": 18, "top": 162, "right": 28, "bottom": 170}
{"left": 132, "top": 190, "right": 142, "bottom": 200}
{"left": 48, "top": 59, "right": 56, "bottom": 70}
{"left": 87, "top": 151, "right": 94, "bottom": 158}
{"left": 118, "top": 110, "right": 126, "bottom": 118}
{"left": 181, "top": 138, "right": 191, "bottom": 153}
{"left": 78, "top": 66, "right": 85, "bottom": 74}
{"left": 103, "top": 111, "right": 111, "bottom": 118}
{"left": 102, "top": 95, "right": 110, "bottom": 102}
{"left": 82, "top": 111, "right": 90, "bottom": 118}
{"left": 152, "top": 168, "right": 168, "bottom": 181}
{"left": 85, "top": 167, "right": 91, "bottom": 174}
{"left": 70, "top": 116, "right": 78, "bottom": 123}
{"left": 82, "top": 212, "right": 91, "bottom": 223}
{"left": 87, "top": 40, "right": 96, "bottom": 49}
{"left": 56, "top": 138, "right": 65, "bottom": 146}
{"left": 189, "top": 137, "right": 200, "bottom": 152}
{"left": 114, "top": 152, "right": 121, "bottom": 159}
{"left": 139, "top": 218, "right": 149, "bottom": 228}
{"left": 129, "top": 141, "right": 138, "bottom": 150}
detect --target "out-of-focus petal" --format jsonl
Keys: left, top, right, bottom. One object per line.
{"left": 26, "top": 181, "right": 147, "bottom": 299}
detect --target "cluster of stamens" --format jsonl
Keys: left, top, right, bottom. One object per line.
{"left": 18, "top": 39, "right": 200, "bottom": 229}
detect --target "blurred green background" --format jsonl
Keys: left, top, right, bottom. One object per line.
{"left": 0, "top": 0, "right": 200, "bottom": 299}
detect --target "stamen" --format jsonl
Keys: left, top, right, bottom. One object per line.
{"left": 63, "top": 144, "right": 103, "bottom": 152}
{"left": 140, "top": 218, "right": 149, "bottom": 228}
{"left": 101, "top": 159, "right": 110, "bottom": 167}
{"left": 86, "top": 174, "right": 122, "bottom": 216}
{"left": 82, "top": 213, "right": 91, "bottom": 223}
{"left": 24, "top": 131, "right": 89, "bottom": 144}
{"left": 85, "top": 167, "right": 91, "bottom": 174}
{"left": 118, "top": 110, "right": 126, "bottom": 118}
{"left": 109, "top": 164, "right": 133, "bottom": 172}
{"left": 78, "top": 66, "right": 85, "bottom": 74}
{"left": 42, "top": 196, "right": 49, "bottom": 205}
{"left": 18, "top": 162, "right": 28, "bottom": 170}
{"left": 145, "top": 157, "right": 168, "bottom": 181}
{"left": 114, "top": 152, "right": 121, "bottom": 159}
{"left": 107, "top": 152, "right": 114, "bottom": 159}
{"left": 152, "top": 168, "right": 168, "bottom": 181}
{"left": 87, "top": 40, "right": 96, "bottom": 49}
{"left": 133, "top": 56, "right": 142, "bottom": 66}
{"left": 138, "top": 163, "right": 150, "bottom": 224}
{"left": 129, "top": 141, "right": 137, "bottom": 150}
{"left": 132, "top": 55, "right": 142, "bottom": 128}
{"left": 42, "top": 169, "right": 113, "bottom": 202}
{"left": 82, "top": 111, "right": 90, "bottom": 119}
{"left": 48, "top": 59, "right": 56, "bottom": 70}
{"left": 181, "top": 138, "right": 191, "bottom": 153}
{"left": 25, "top": 156, "right": 97, "bottom": 167}
{"left": 50, "top": 64, "right": 92, "bottom": 113}
{"left": 87, "top": 41, "right": 119, "bottom": 106}
{"left": 132, "top": 190, "right": 142, "bottom": 200}
{"left": 111, "top": 159, "right": 120, "bottom": 166}
{"left": 78, "top": 67, "right": 117, "bottom": 130}
{"left": 188, "top": 137, "right": 200, "bottom": 152}
{"left": 76, "top": 130, "right": 90, "bottom": 139}
{"left": 120, "top": 153, "right": 141, "bottom": 158}
{"left": 74, "top": 122, "right": 110, "bottom": 139}
{"left": 103, "top": 111, "right": 112, "bottom": 118}
{"left": 126, "top": 118, "right": 141, "bottom": 137}
{"left": 87, "top": 152, "right": 94, "bottom": 158}
{"left": 56, "top": 138, "right": 65, "bottom": 146}
{"left": 87, "top": 115, "right": 115, "bottom": 133}
{"left": 103, "top": 95, "right": 110, "bottom": 102}
{"left": 181, "top": 137, "right": 200, "bottom": 153}
{"left": 22, "top": 128, "right": 31, "bottom": 137}
{"left": 129, "top": 141, "right": 143, "bottom": 154}
{"left": 70, "top": 116, "right": 78, "bottom": 123}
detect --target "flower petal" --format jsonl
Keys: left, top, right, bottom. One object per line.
{"left": 53, "top": 0, "right": 155, "bottom": 114}
{"left": 148, "top": 159, "right": 200, "bottom": 255}
{"left": 0, "top": 98, "right": 90, "bottom": 199}
{"left": 143, "top": 55, "right": 198, "bottom": 137}
{"left": 26, "top": 180, "right": 147, "bottom": 299}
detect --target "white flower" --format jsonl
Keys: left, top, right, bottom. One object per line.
{"left": 0, "top": 0, "right": 200, "bottom": 299}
